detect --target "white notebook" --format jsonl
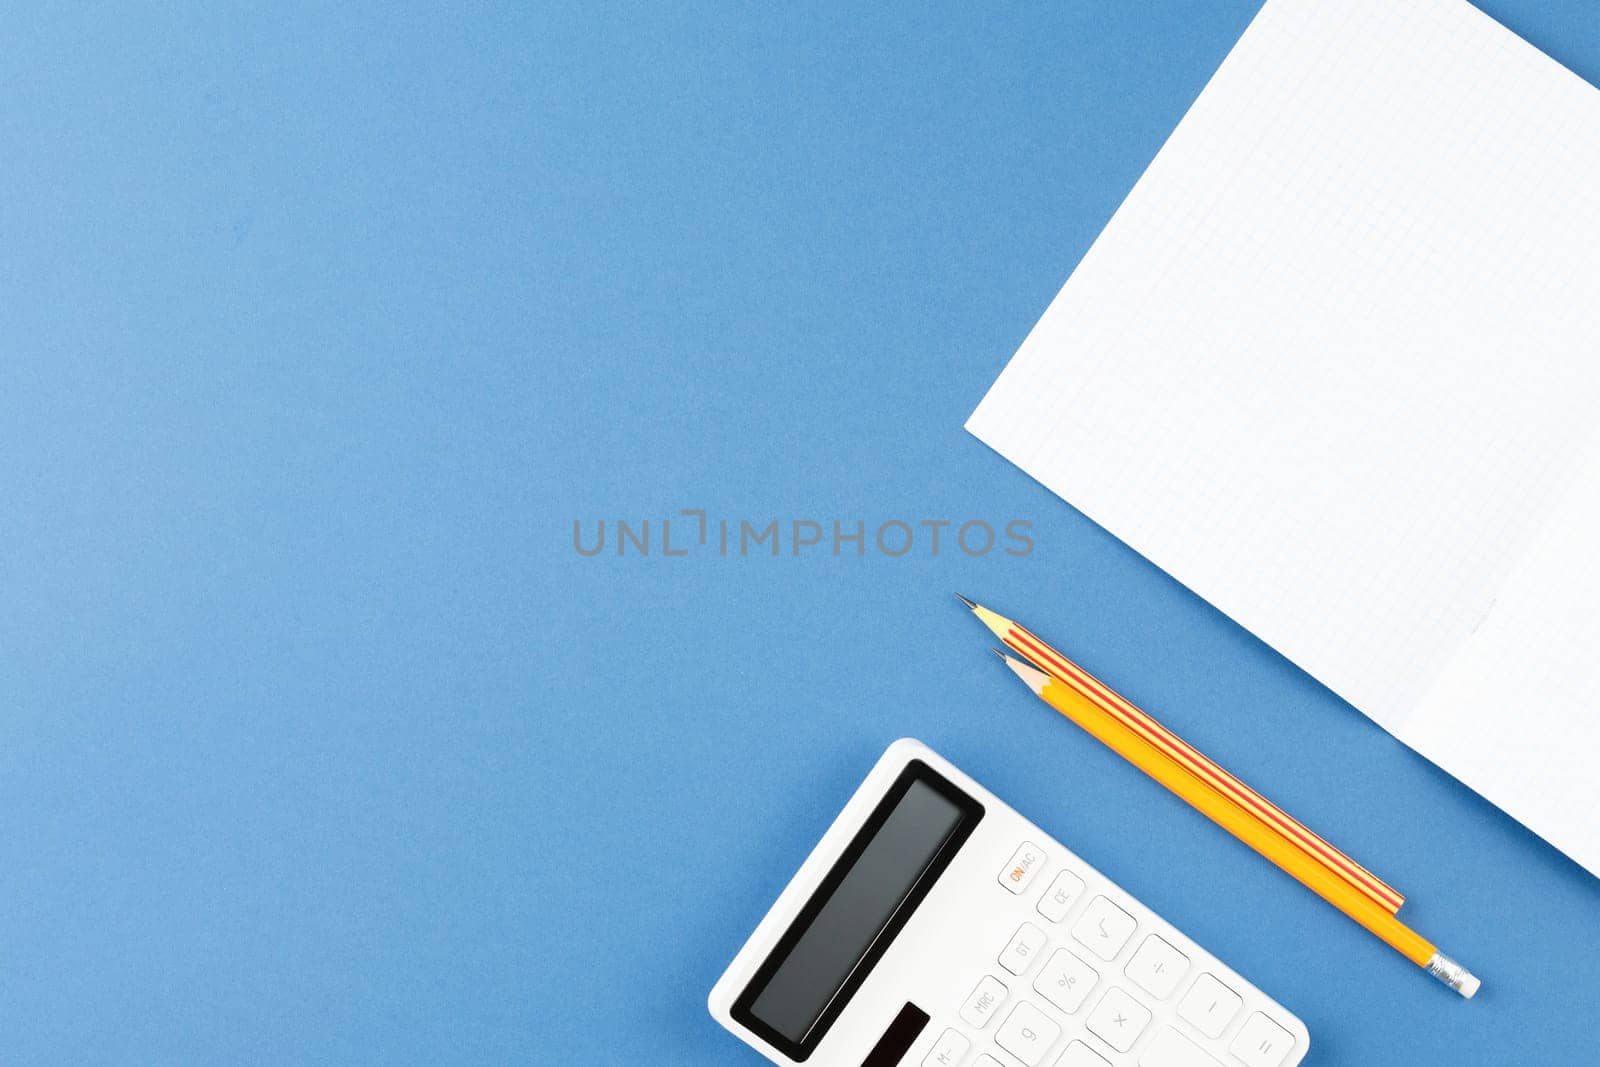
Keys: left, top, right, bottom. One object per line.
{"left": 968, "top": 0, "right": 1600, "bottom": 873}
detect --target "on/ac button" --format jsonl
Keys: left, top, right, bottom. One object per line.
{"left": 998, "top": 841, "right": 1046, "bottom": 894}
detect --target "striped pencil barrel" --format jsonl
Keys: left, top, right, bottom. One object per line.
{"left": 959, "top": 595, "right": 1405, "bottom": 917}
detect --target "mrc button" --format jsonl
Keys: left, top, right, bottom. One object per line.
{"left": 998, "top": 841, "right": 1046, "bottom": 894}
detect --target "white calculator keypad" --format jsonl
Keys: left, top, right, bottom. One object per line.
{"left": 707, "top": 743, "right": 1306, "bottom": 1067}
{"left": 941, "top": 839, "right": 1302, "bottom": 1067}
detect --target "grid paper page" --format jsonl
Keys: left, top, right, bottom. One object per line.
{"left": 1402, "top": 444, "right": 1600, "bottom": 874}
{"left": 967, "top": 0, "right": 1600, "bottom": 733}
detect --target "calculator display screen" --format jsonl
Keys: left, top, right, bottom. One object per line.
{"left": 735, "top": 763, "right": 981, "bottom": 1057}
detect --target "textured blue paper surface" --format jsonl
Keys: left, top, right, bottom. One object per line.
{"left": 5, "top": 2, "right": 1598, "bottom": 1062}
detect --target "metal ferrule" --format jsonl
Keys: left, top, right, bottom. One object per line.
{"left": 1425, "top": 953, "right": 1480, "bottom": 998}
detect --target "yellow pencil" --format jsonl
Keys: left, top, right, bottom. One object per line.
{"left": 960, "top": 594, "right": 1405, "bottom": 917}
{"left": 998, "top": 651, "right": 1479, "bottom": 997}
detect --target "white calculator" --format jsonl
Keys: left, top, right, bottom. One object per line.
{"left": 709, "top": 739, "right": 1309, "bottom": 1067}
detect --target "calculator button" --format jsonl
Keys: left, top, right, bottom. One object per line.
{"left": 1000, "top": 842, "right": 1047, "bottom": 893}
{"left": 999, "top": 923, "right": 1049, "bottom": 976}
{"left": 1177, "top": 973, "right": 1241, "bottom": 1039}
{"left": 1072, "top": 896, "right": 1137, "bottom": 960}
{"left": 995, "top": 1002, "right": 1062, "bottom": 1067}
{"left": 960, "top": 975, "right": 1009, "bottom": 1028}
{"left": 1140, "top": 1026, "right": 1223, "bottom": 1067}
{"left": 1084, "top": 986, "right": 1152, "bottom": 1053}
{"left": 974, "top": 1057, "right": 1007, "bottom": 1067}
{"left": 1033, "top": 948, "right": 1098, "bottom": 1014}
{"left": 1055, "top": 1041, "right": 1110, "bottom": 1067}
{"left": 1124, "top": 935, "right": 1189, "bottom": 1000}
{"left": 923, "top": 1027, "right": 971, "bottom": 1067}
{"left": 1227, "top": 1012, "right": 1293, "bottom": 1067}
{"left": 1037, "top": 870, "right": 1086, "bottom": 923}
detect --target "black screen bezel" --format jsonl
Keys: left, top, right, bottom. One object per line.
{"left": 731, "top": 759, "right": 983, "bottom": 1061}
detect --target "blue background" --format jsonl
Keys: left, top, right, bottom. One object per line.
{"left": 6, "top": 1, "right": 1597, "bottom": 1063}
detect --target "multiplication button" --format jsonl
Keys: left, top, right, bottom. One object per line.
{"left": 999, "top": 841, "right": 1046, "bottom": 894}
{"left": 1084, "top": 986, "right": 1151, "bottom": 1054}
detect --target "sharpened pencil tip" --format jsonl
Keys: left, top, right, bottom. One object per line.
{"left": 990, "top": 647, "right": 1008, "bottom": 661}
{"left": 955, "top": 592, "right": 977, "bottom": 610}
